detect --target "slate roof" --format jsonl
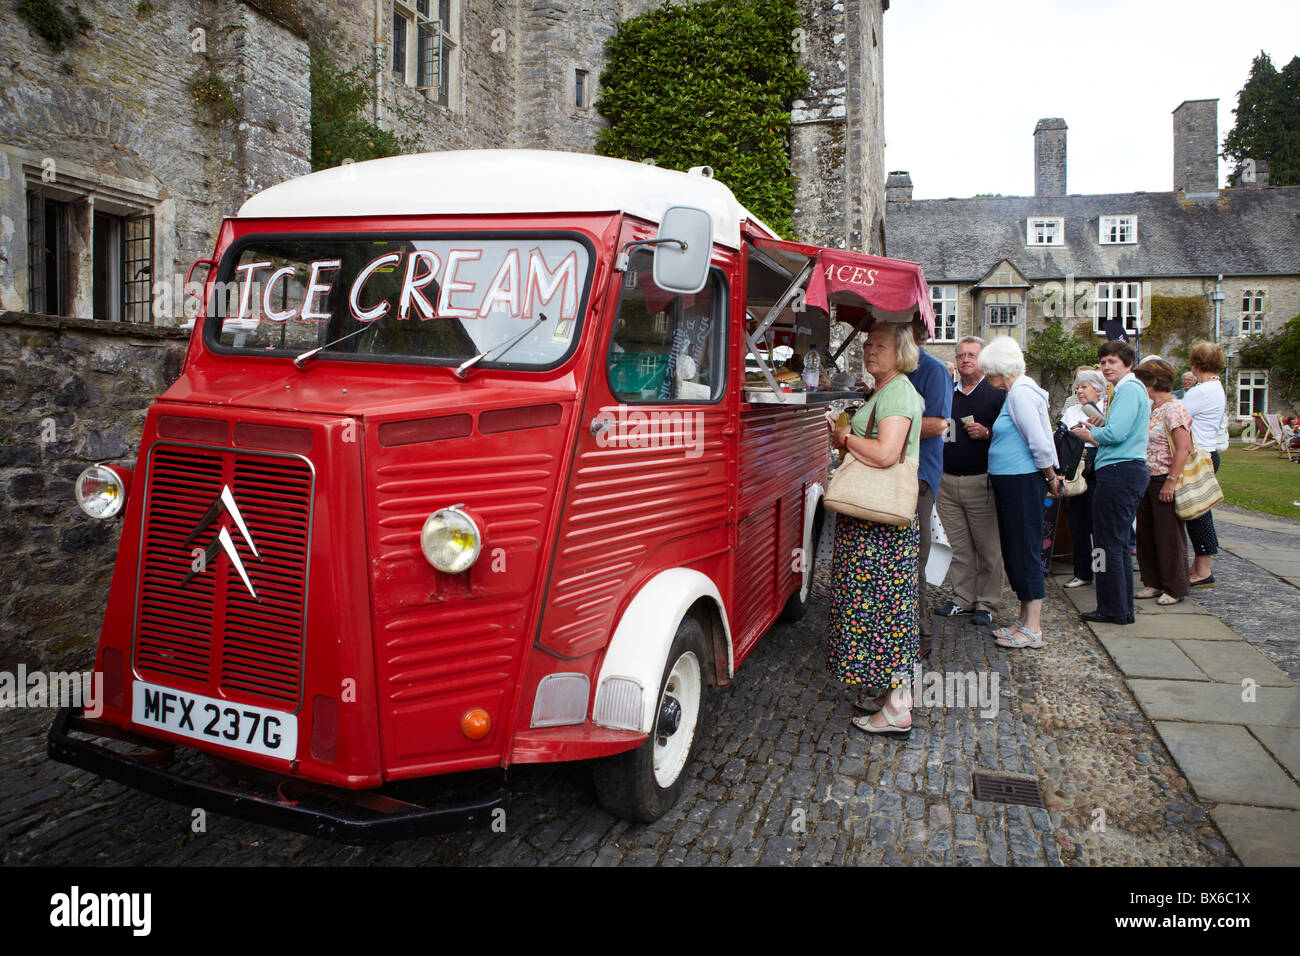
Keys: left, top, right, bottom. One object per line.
{"left": 886, "top": 187, "right": 1300, "bottom": 283}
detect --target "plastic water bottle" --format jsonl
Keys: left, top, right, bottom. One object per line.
{"left": 803, "top": 348, "right": 820, "bottom": 390}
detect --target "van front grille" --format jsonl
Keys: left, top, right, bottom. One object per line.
{"left": 134, "top": 444, "right": 313, "bottom": 710}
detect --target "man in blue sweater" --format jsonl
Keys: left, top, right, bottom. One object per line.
{"left": 1070, "top": 340, "right": 1150, "bottom": 625}
{"left": 907, "top": 319, "right": 954, "bottom": 655}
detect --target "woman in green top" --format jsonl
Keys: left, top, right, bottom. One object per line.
{"left": 828, "top": 321, "right": 924, "bottom": 736}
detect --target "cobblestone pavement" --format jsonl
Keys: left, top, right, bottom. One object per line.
{"left": 1, "top": 516, "right": 1237, "bottom": 866}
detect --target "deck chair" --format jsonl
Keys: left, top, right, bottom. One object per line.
{"left": 1246, "top": 413, "right": 1276, "bottom": 450}
{"left": 1265, "top": 414, "right": 1291, "bottom": 457}
{"left": 1258, "top": 413, "right": 1289, "bottom": 455}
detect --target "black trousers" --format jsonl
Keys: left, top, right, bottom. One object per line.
{"left": 1064, "top": 447, "right": 1097, "bottom": 581}
{"left": 1092, "top": 459, "right": 1148, "bottom": 618}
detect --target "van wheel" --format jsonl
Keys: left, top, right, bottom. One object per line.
{"left": 779, "top": 507, "right": 823, "bottom": 622}
{"left": 593, "top": 617, "right": 709, "bottom": 822}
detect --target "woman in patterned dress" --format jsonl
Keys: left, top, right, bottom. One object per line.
{"left": 827, "top": 321, "right": 923, "bottom": 736}
{"left": 1132, "top": 359, "right": 1192, "bottom": 605}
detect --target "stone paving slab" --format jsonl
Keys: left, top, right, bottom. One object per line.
{"left": 1153, "top": 722, "right": 1300, "bottom": 810}
{"left": 1130, "top": 680, "right": 1300, "bottom": 727}
{"left": 1226, "top": 549, "right": 1300, "bottom": 579}
{"left": 1210, "top": 805, "right": 1300, "bottom": 866}
{"left": 1219, "top": 536, "right": 1288, "bottom": 553}
{"left": 1215, "top": 506, "right": 1300, "bottom": 533}
{"left": 1247, "top": 724, "right": 1300, "bottom": 779}
{"left": 1098, "top": 637, "right": 1207, "bottom": 681}
{"left": 1176, "top": 640, "right": 1295, "bottom": 687}
{"left": 1090, "top": 615, "right": 1241, "bottom": 641}
{"left": 1057, "top": 578, "right": 1212, "bottom": 618}
{"left": 1133, "top": 606, "right": 1211, "bottom": 621}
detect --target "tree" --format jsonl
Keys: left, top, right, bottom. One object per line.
{"left": 1221, "top": 51, "right": 1300, "bottom": 187}
{"left": 1233, "top": 315, "right": 1300, "bottom": 407}
{"left": 1024, "top": 319, "right": 1099, "bottom": 401}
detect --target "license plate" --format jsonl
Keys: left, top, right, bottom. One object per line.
{"left": 131, "top": 680, "right": 297, "bottom": 760}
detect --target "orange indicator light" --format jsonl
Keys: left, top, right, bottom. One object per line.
{"left": 461, "top": 708, "right": 491, "bottom": 740}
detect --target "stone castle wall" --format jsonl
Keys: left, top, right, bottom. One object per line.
{"left": 0, "top": 313, "right": 188, "bottom": 670}
{"left": 0, "top": 1, "right": 310, "bottom": 322}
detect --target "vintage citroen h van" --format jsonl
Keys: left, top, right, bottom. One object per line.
{"left": 51, "top": 150, "right": 936, "bottom": 842}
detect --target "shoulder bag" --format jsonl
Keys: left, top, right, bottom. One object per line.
{"left": 1062, "top": 454, "right": 1088, "bottom": 497}
{"left": 1161, "top": 413, "right": 1223, "bottom": 520}
{"left": 825, "top": 406, "right": 919, "bottom": 527}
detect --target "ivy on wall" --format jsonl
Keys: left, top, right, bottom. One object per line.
{"left": 1143, "top": 295, "right": 1208, "bottom": 365}
{"left": 309, "top": 46, "right": 422, "bottom": 171}
{"left": 595, "top": 0, "right": 808, "bottom": 238}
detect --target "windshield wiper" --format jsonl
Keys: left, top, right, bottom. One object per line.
{"left": 454, "top": 313, "right": 548, "bottom": 379}
{"left": 293, "top": 323, "right": 377, "bottom": 370}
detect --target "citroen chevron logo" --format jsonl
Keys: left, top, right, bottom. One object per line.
{"left": 181, "top": 486, "right": 261, "bottom": 601}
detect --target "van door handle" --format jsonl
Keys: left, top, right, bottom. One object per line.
{"left": 590, "top": 418, "right": 610, "bottom": 437}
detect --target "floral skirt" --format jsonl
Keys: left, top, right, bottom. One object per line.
{"left": 827, "top": 513, "right": 920, "bottom": 688}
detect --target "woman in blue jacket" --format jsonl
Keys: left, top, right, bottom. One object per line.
{"left": 979, "top": 336, "right": 1063, "bottom": 648}
{"left": 1070, "top": 340, "right": 1150, "bottom": 625}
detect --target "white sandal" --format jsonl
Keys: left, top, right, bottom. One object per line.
{"left": 994, "top": 621, "right": 1044, "bottom": 648}
{"left": 851, "top": 699, "right": 912, "bottom": 737}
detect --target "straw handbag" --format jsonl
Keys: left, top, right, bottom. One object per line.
{"left": 825, "top": 407, "right": 918, "bottom": 526}
{"left": 1062, "top": 454, "right": 1088, "bottom": 497}
{"left": 1162, "top": 416, "right": 1222, "bottom": 520}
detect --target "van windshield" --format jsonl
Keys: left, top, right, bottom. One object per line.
{"left": 207, "top": 235, "right": 592, "bottom": 368}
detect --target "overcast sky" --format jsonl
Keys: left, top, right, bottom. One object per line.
{"left": 883, "top": 0, "right": 1300, "bottom": 199}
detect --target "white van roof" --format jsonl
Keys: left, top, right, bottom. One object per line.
{"left": 236, "top": 149, "right": 773, "bottom": 249}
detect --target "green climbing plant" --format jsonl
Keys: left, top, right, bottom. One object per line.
{"left": 309, "top": 45, "right": 424, "bottom": 171}
{"left": 15, "top": 0, "right": 90, "bottom": 52}
{"left": 595, "top": 0, "right": 808, "bottom": 237}
{"left": 1142, "top": 295, "right": 1209, "bottom": 365}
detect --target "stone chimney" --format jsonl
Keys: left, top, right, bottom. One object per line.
{"left": 1034, "top": 118, "right": 1067, "bottom": 197}
{"left": 1173, "top": 99, "right": 1218, "bottom": 194}
{"left": 886, "top": 170, "right": 913, "bottom": 202}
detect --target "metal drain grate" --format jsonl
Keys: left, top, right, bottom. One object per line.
{"left": 972, "top": 773, "right": 1046, "bottom": 808}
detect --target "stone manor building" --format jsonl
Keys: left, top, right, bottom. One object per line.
{"left": 887, "top": 100, "right": 1300, "bottom": 418}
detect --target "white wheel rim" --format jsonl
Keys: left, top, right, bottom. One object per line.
{"left": 653, "top": 651, "right": 701, "bottom": 789}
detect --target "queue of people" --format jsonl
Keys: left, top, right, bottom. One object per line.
{"left": 826, "top": 329, "right": 1229, "bottom": 736}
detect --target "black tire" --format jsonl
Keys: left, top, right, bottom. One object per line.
{"left": 593, "top": 615, "right": 711, "bottom": 822}
{"left": 779, "top": 505, "right": 824, "bottom": 622}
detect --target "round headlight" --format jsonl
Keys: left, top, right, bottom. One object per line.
{"left": 75, "top": 465, "right": 126, "bottom": 520}
{"left": 420, "top": 506, "right": 482, "bottom": 573}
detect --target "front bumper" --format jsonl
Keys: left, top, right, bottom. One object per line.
{"left": 48, "top": 707, "right": 507, "bottom": 845}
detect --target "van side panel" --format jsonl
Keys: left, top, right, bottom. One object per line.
{"left": 732, "top": 403, "right": 828, "bottom": 663}
{"left": 534, "top": 240, "right": 739, "bottom": 664}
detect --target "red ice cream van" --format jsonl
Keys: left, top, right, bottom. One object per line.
{"left": 50, "top": 150, "right": 935, "bottom": 842}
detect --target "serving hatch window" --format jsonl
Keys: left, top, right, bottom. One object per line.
{"left": 207, "top": 235, "right": 592, "bottom": 368}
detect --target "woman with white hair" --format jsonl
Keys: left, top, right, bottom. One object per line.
{"left": 979, "top": 336, "right": 1063, "bottom": 648}
{"left": 1060, "top": 368, "right": 1107, "bottom": 588}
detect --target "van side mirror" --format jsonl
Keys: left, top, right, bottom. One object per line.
{"left": 652, "top": 206, "right": 712, "bottom": 295}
